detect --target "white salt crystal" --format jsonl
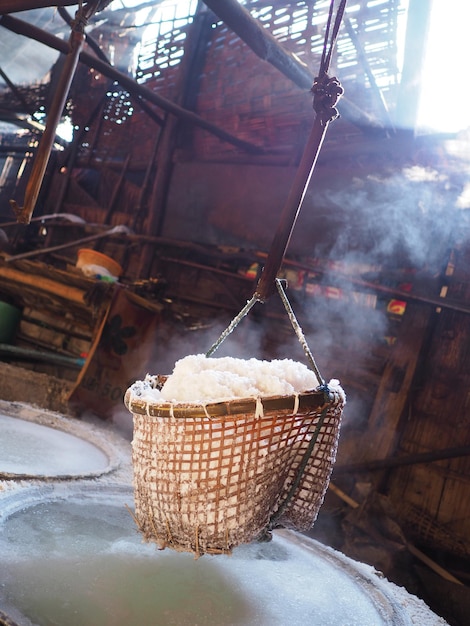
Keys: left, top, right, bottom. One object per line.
{"left": 130, "top": 354, "right": 321, "bottom": 405}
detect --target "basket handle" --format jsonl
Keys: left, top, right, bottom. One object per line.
{"left": 275, "top": 278, "right": 325, "bottom": 386}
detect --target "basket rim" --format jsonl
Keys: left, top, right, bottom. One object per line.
{"left": 124, "top": 386, "right": 340, "bottom": 419}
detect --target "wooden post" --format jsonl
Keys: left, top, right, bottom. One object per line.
{"left": 361, "top": 303, "right": 433, "bottom": 474}
{"left": 137, "top": 9, "right": 214, "bottom": 278}
{"left": 8, "top": 3, "right": 103, "bottom": 224}
{"left": 0, "top": 14, "right": 263, "bottom": 155}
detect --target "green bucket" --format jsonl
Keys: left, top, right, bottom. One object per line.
{"left": 0, "top": 300, "right": 21, "bottom": 344}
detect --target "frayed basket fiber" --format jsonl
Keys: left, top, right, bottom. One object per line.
{"left": 125, "top": 378, "right": 345, "bottom": 557}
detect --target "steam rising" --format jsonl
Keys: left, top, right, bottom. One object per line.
{"left": 322, "top": 165, "right": 462, "bottom": 271}
{"left": 136, "top": 151, "right": 469, "bottom": 435}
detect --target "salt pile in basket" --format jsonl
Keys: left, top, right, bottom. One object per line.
{"left": 128, "top": 353, "right": 343, "bottom": 405}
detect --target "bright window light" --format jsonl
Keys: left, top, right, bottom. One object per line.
{"left": 56, "top": 117, "right": 74, "bottom": 142}
{"left": 417, "top": 0, "right": 470, "bottom": 133}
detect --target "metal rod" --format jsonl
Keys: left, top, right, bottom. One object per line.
{"left": 5, "top": 224, "right": 130, "bottom": 262}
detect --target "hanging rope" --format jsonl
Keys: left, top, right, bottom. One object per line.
{"left": 128, "top": 1, "right": 348, "bottom": 556}
{"left": 266, "top": 397, "right": 331, "bottom": 533}
{"left": 207, "top": 0, "right": 347, "bottom": 359}
{"left": 320, "top": 0, "right": 348, "bottom": 77}
{"left": 312, "top": 0, "right": 346, "bottom": 126}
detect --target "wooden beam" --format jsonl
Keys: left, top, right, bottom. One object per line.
{"left": 137, "top": 9, "right": 214, "bottom": 277}
{"left": 202, "top": 0, "right": 386, "bottom": 135}
{"left": 334, "top": 445, "right": 470, "bottom": 474}
{"left": 343, "top": 17, "right": 395, "bottom": 133}
{"left": 0, "top": 13, "right": 263, "bottom": 155}
{"left": 327, "top": 483, "right": 465, "bottom": 586}
{"left": 0, "top": 262, "right": 88, "bottom": 307}
{"left": 10, "top": 1, "right": 97, "bottom": 224}
{"left": 363, "top": 303, "right": 432, "bottom": 468}
{"left": 0, "top": 0, "right": 76, "bottom": 12}
{"left": 0, "top": 66, "right": 35, "bottom": 116}
{"left": 203, "top": 0, "right": 313, "bottom": 91}
{"left": 256, "top": 252, "right": 470, "bottom": 317}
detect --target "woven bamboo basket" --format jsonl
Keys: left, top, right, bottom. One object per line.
{"left": 125, "top": 376, "right": 345, "bottom": 557}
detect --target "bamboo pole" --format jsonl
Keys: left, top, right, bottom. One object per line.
{"left": 254, "top": 113, "right": 329, "bottom": 301}
{"left": 203, "top": 0, "right": 347, "bottom": 355}
{"left": 255, "top": 73, "right": 344, "bottom": 301}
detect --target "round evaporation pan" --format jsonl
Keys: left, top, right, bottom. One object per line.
{"left": 0, "top": 413, "right": 110, "bottom": 479}
{"left": 0, "top": 486, "right": 441, "bottom": 626}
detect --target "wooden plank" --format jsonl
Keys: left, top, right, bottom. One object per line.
{"left": 0, "top": 263, "right": 89, "bottom": 307}
{"left": 68, "top": 287, "right": 163, "bottom": 419}
{"left": 361, "top": 302, "right": 432, "bottom": 462}
{"left": 384, "top": 244, "right": 470, "bottom": 556}
{"left": 0, "top": 258, "right": 113, "bottom": 329}
{"left": 18, "top": 319, "right": 90, "bottom": 359}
